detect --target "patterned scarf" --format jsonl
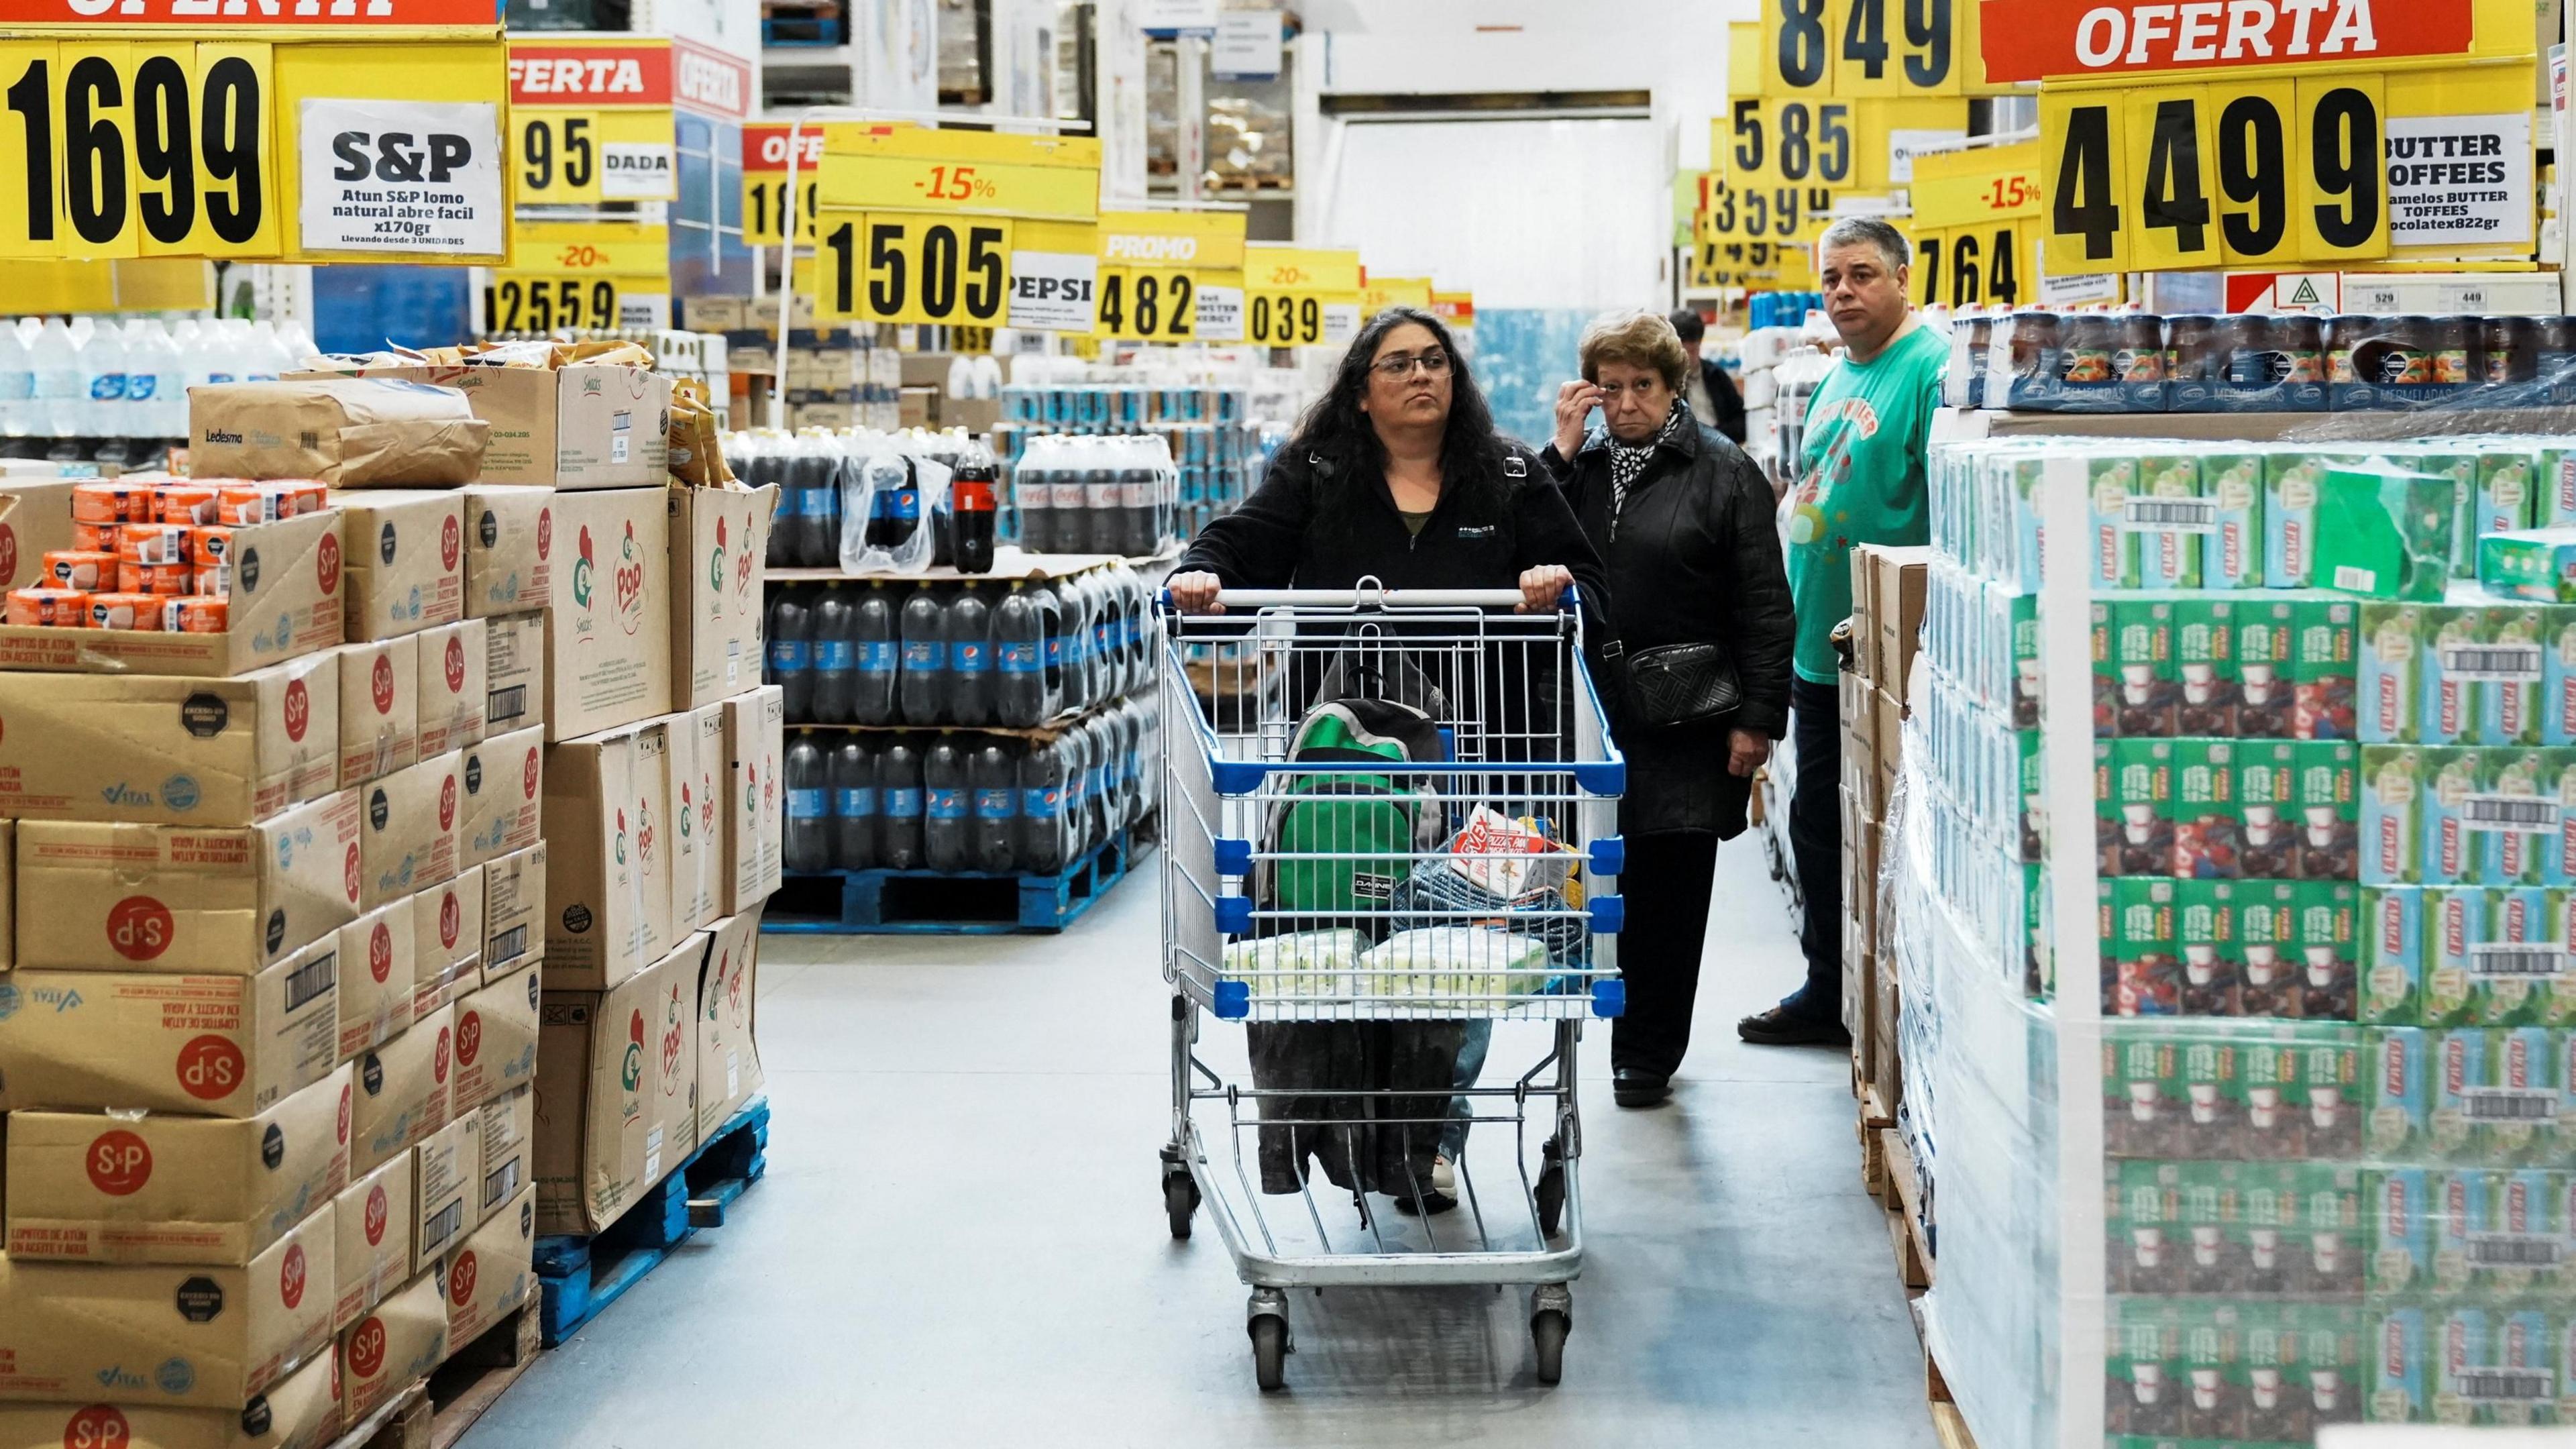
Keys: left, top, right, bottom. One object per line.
{"left": 1609, "top": 398, "right": 1690, "bottom": 522}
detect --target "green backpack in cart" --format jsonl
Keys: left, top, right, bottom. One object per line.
{"left": 1259, "top": 692, "right": 1448, "bottom": 925}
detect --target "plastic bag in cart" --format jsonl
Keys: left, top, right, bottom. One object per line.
{"left": 1356, "top": 926, "right": 1554, "bottom": 1008}
{"left": 838, "top": 440, "right": 945, "bottom": 574}
{"left": 1221, "top": 928, "right": 1364, "bottom": 1000}
{"left": 1389, "top": 869, "right": 1588, "bottom": 969}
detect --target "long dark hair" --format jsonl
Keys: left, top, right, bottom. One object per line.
{"left": 1286, "top": 306, "right": 1505, "bottom": 494}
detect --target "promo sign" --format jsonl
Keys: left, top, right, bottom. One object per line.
{"left": 487, "top": 217, "right": 669, "bottom": 331}
{"left": 1093, "top": 208, "right": 1246, "bottom": 341}
{"left": 1430, "top": 290, "right": 1475, "bottom": 331}
{"left": 1907, "top": 140, "right": 2041, "bottom": 307}
{"left": 1241, "top": 244, "right": 1360, "bottom": 348}
{"left": 741, "top": 122, "right": 822, "bottom": 246}
{"left": 811, "top": 123, "right": 1102, "bottom": 331}
{"left": 1977, "top": 0, "right": 2505, "bottom": 83}
{"left": 506, "top": 36, "right": 678, "bottom": 205}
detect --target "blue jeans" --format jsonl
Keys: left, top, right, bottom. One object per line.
{"left": 1438, "top": 1020, "right": 1492, "bottom": 1161}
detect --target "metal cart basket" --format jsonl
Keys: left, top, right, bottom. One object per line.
{"left": 1158, "top": 584, "right": 1625, "bottom": 1389}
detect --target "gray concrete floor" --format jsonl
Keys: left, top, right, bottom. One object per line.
{"left": 462, "top": 840, "right": 1938, "bottom": 1448}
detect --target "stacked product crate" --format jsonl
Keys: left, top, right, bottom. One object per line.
{"left": 1845, "top": 542, "right": 1929, "bottom": 1119}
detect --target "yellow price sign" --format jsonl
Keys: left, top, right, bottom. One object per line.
{"left": 1689, "top": 239, "right": 1815, "bottom": 290}
{"left": 741, "top": 121, "right": 821, "bottom": 246}
{"left": 1095, "top": 266, "right": 1195, "bottom": 339}
{"left": 813, "top": 211, "right": 1014, "bottom": 327}
{"left": 1091, "top": 209, "right": 1244, "bottom": 339}
{"left": 1359, "top": 275, "right": 1432, "bottom": 316}
{"left": 1909, "top": 139, "right": 2042, "bottom": 231}
{"left": 1762, "top": 0, "right": 1967, "bottom": 96}
{"left": 818, "top": 124, "right": 1101, "bottom": 223}
{"left": 505, "top": 40, "right": 678, "bottom": 205}
{"left": 486, "top": 272, "right": 639, "bottom": 331}
{"left": 1240, "top": 244, "right": 1360, "bottom": 347}
{"left": 1699, "top": 176, "right": 1840, "bottom": 244}
{"left": 1721, "top": 95, "right": 1965, "bottom": 192}
{"left": 1246, "top": 291, "right": 1325, "bottom": 347}
{"left": 1911, "top": 221, "right": 2035, "bottom": 308}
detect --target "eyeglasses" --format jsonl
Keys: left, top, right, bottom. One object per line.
{"left": 1593, "top": 378, "right": 1668, "bottom": 398}
{"left": 1370, "top": 350, "right": 1451, "bottom": 379}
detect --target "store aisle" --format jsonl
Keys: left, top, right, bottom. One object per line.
{"left": 463, "top": 840, "right": 1937, "bottom": 1448}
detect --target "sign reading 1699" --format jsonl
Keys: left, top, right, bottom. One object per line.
{"left": 816, "top": 211, "right": 1012, "bottom": 326}
{"left": 0, "top": 39, "right": 279, "bottom": 256}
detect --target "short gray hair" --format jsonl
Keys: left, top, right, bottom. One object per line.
{"left": 1819, "top": 216, "right": 1910, "bottom": 276}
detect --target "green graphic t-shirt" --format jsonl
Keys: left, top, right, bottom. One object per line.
{"left": 1787, "top": 322, "right": 1945, "bottom": 685}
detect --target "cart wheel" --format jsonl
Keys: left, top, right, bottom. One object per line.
{"left": 1530, "top": 1309, "right": 1569, "bottom": 1385}
{"left": 1534, "top": 1161, "right": 1566, "bottom": 1240}
{"left": 1249, "top": 1315, "right": 1290, "bottom": 1391}
{"left": 1163, "top": 1172, "right": 1199, "bottom": 1240}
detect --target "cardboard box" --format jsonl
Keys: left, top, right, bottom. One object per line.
{"left": 542, "top": 487, "right": 673, "bottom": 740}
{"left": 330, "top": 490, "right": 464, "bottom": 643}
{"left": 409, "top": 864, "right": 484, "bottom": 1015}
{"left": 0, "top": 1344, "right": 341, "bottom": 1448}
{"left": 458, "top": 722, "right": 544, "bottom": 868}
{"left": 337, "top": 902, "right": 414, "bottom": 1062}
{"left": 481, "top": 843, "right": 545, "bottom": 985}
{"left": 483, "top": 609, "right": 545, "bottom": 736}
{"left": 1842, "top": 923, "right": 1876, "bottom": 1087}
{"left": 463, "top": 483, "right": 556, "bottom": 619}
{"left": 668, "top": 484, "right": 775, "bottom": 708}
{"left": 4, "top": 1064, "right": 353, "bottom": 1265}
{"left": 696, "top": 908, "right": 765, "bottom": 1138}
{"left": 535, "top": 933, "right": 707, "bottom": 1234}
{"left": 336, "top": 635, "right": 419, "bottom": 787}
{"left": 337, "top": 1268, "right": 445, "bottom": 1424}
{"left": 358, "top": 751, "right": 460, "bottom": 912}
{"left": 0, "top": 1205, "right": 335, "bottom": 1409}
{"left": 544, "top": 720, "right": 672, "bottom": 991}
{"left": 349, "top": 1005, "right": 452, "bottom": 1179}
{"left": 0, "top": 951, "right": 340, "bottom": 1117}
{"left": 0, "top": 478, "right": 78, "bottom": 591}
{"left": 0, "top": 508, "right": 342, "bottom": 678}
{"left": 0, "top": 652, "right": 340, "bottom": 824}
{"left": 0, "top": 818, "right": 14, "bottom": 971}
{"left": 299, "top": 364, "right": 668, "bottom": 490}
{"left": 720, "top": 685, "right": 784, "bottom": 916}
{"left": 669, "top": 704, "right": 724, "bottom": 932}
{"left": 409, "top": 1109, "right": 481, "bottom": 1274}
{"left": 450, "top": 963, "right": 539, "bottom": 1116}
{"left": 443, "top": 1183, "right": 535, "bottom": 1350}
{"left": 1873, "top": 688, "right": 1905, "bottom": 778}
{"left": 1873, "top": 545, "right": 1932, "bottom": 701}
{"left": 474, "top": 1085, "right": 533, "bottom": 1222}
{"left": 191, "top": 377, "right": 487, "bottom": 486}
{"left": 414, "top": 618, "right": 488, "bottom": 757}
{"left": 332, "top": 1149, "right": 413, "bottom": 1332}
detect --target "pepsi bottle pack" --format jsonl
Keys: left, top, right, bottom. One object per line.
{"left": 780, "top": 722, "right": 1158, "bottom": 877}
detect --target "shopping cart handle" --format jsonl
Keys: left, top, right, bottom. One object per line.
{"left": 1160, "top": 578, "right": 1583, "bottom": 612}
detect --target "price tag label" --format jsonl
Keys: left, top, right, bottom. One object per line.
{"left": 1241, "top": 244, "right": 1360, "bottom": 347}
{"left": 486, "top": 272, "right": 639, "bottom": 331}
{"left": 1692, "top": 239, "right": 1816, "bottom": 290}
{"left": 1430, "top": 290, "right": 1474, "bottom": 330}
{"left": 817, "top": 124, "right": 1101, "bottom": 223}
{"left": 1193, "top": 282, "right": 1244, "bottom": 340}
{"left": 1977, "top": 0, "right": 2487, "bottom": 84}
{"left": 1096, "top": 266, "right": 1196, "bottom": 339}
{"left": 1091, "top": 207, "right": 1244, "bottom": 339}
{"left": 1697, "top": 176, "right": 1842, "bottom": 244}
{"left": 1909, "top": 138, "right": 2042, "bottom": 231}
{"left": 506, "top": 41, "right": 676, "bottom": 205}
{"left": 1246, "top": 290, "right": 1324, "bottom": 346}
{"left": 1762, "top": 0, "right": 1970, "bottom": 95}
{"left": 1006, "top": 219, "right": 1097, "bottom": 333}
{"left": 494, "top": 217, "right": 667, "bottom": 331}
{"left": 1724, "top": 95, "right": 1965, "bottom": 191}
{"left": 1911, "top": 220, "right": 2035, "bottom": 307}
{"left": 294, "top": 93, "right": 502, "bottom": 255}
{"left": 814, "top": 211, "right": 1014, "bottom": 327}
{"left": 741, "top": 121, "right": 821, "bottom": 246}
{"left": 1358, "top": 274, "right": 1432, "bottom": 317}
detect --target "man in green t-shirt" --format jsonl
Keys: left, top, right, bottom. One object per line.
{"left": 1739, "top": 215, "right": 1942, "bottom": 1048}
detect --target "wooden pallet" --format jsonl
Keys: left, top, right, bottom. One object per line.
{"left": 764, "top": 828, "right": 1136, "bottom": 934}
{"left": 331, "top": 1385, "right": 430, "bottom": 1449}
{"left": 533, "top": 1098, "right": 771, "bottom": 1346}
{"left": 1880, "top": 1126, "right": 1931, "bottom": 1291}
{"left": 429, "top": 1302, "right": 545, "bottom": 1449}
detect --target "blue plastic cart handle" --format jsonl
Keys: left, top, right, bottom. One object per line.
{"left": 1589, "top": 894, "right": 1623, "bottom": 934}
{"left": 1216, "top": 895, "right": 1253, "bottom": 935}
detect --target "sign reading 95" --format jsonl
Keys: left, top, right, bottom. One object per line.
{"left": 0, "top": 39, "right": 277, "bottom": 257}
{"left": 814, "top": 212, "right": 1011, "bottom": 326}
{"left": 2041, "top": 77, "right": 2388, "bottom": 273}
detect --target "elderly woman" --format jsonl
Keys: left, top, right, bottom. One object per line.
{"left": 1542, "top": 310, "right": 1795, "bottom": 1108}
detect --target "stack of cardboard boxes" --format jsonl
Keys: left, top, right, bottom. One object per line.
{"left": 1841, "top": 543, "right": 1929, "bottom": 1115}
{"left": 0, "top": 364, "right": 785, "bottom": 1443}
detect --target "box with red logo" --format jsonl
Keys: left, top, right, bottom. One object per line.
{"left": 464, "top": 483, "right": 555, "bottom": 619}
{"left": 542, "top": 486, "right": 671, "bottom": 741}
{"left": 4, "top": 1063, "right": 354, "bottom": 1265}
{"left": 358, "top": 751, "right": 461, "bottom": 912}
{"left": 0, "top": 507, "right": 343, "bottom": 677}
{"left": 410, "top": 1107, "right": 482, "bottom": 1274}
{"left": 481, "top": 842, "right": 545, "bottom": 986}
{"left": 305, "top": 364, "right": 667, "bottom": 490}
{"left": 535, "top": 932, "right": 706, "bottom": 1234}
{"left": 668, "top": 703, "right": 724, "bottom": 932}
{"left": 696, "top": 907, "right": 766, "bottom": 1138}
{"left": 483, "top": 608, "right": 545, "bottom": 737}
{"left": 544, "top": 718, "right": 673, "bottom": 991}
{"left": 0, "top": 1203, "right": 335, "bottom": 1409}
{"left": 474, "top": 1085, "right": 532, "bottom": 1222}
{"left": 0, "top": 949, "right": 340, "bottom": 1118}
{"left": 15, "top": 788, "right": 363, "bottom": 973}
{"left": 460, "top": 722, "right": 543, "bottom": 868}
{"left": 349, "top": 1004, "right": 452, "bottom": 1179}
{"left": 721, "top": 685, "right": 783, "bottom": 916}
{"left": 409, "top": 864, "right": 484, "bottom": 1016}
{"left": 414, "top": 617, "right": 488, "bottom": 757}
{"left": 668, "top": 483, "right": 774, "bottom": 709}
{"left": 335, "top": 635, "right": 418, "bottom": 787}
{"left": 336, "top": 901, "right": 414, "bottom": 1063}
{"left": 332, "top": 1148, "right": 413, "bottom": 1332}
{"left": 337, "top": 1266, "right": 446, "bottom": 1424}
{"left": 0, "top": 652, "right": 340, "bottom": 824}
{"left": 0, "top": 478, "right": 78, "bottom": 590}
{"left": 0, "top": 1348, "right": 341, "bottom": 1449}
{"left": 328, "top": 490, "right": 464, "bottom": 644}
{"left": 443, "top": 1183, "right": 535, "bottom": 1352}
{"left": 451, "top": 962, "right": 539, "bottom": 1116}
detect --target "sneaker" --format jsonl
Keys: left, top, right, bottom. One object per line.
{"left": 1737, "top": 1004, "right": 1851, "bottom": 1048}
{"left": 1393, "top": 1155, "right": 1458, "bottom": 1216}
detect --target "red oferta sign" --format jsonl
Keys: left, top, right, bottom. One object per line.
{"left": 1980, "top": 0, "right": 2476, "bottom": 82}
{"left": 0, "top": 0, "right": 495, "bottom": 22}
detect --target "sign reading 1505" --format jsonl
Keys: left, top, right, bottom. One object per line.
{"left": 816, "top": 213, "right": 1011, "bottom": 326}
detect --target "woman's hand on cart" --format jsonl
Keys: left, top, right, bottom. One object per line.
{"left": 1727, "top": 729, "right": 1771, "bottom": 778}
{"left": 1169, "top": 570, "right": 1226, "bottom": 614}
{"left": 1516, "top": 565, "right": 1574, "bottom": 614}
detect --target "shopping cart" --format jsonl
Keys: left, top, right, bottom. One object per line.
{"left": 1157, "top": 584, "right": 1625, "bottom": 1389}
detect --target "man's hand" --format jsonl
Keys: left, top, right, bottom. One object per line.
{"left": 1552, "top": 380, "right": 1603, "bottom": 462}
{"left": 1168, "top": 570, "right": 1225, "bottom": 614}
{"left": 1517, "top": 565, "right": 1574, "bottom": 614}
{"left": 1726, "top": 729, "right": 1772, "bottom": 778}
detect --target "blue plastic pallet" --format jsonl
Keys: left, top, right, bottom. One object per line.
{"left": 762, "top": 829, "right": 1138, "bottom": 935}
{"left": 533, "top": 1097, "right": 771, "bottom": 1347}
{"left": 760, "top": 15, "right": 842, "bottom": 44}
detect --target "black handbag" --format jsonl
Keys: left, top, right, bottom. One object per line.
{"left": 1602, "top": 637, "right": 1739, "bottom": 731}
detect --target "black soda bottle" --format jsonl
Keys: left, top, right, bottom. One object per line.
{"left": 924, "top": 736, "right": 968, "bottom": 872}
{"left": 1081, "top": 459, "right": 1116, "bottom": 555}
{"left": 952, "top": 444, "right": 999, "bottom": 573}
{"left": 1052, "top": 727, "right": 1088, "bottom": 862}
{"left": 993, "top": 582, "right": 1045, "bottom": 728}
{"left": 948, "top": 582, "right": 992, "bottom": 729}
{"left": 767, "top": 589, "right": 814, "bottom": 723}
{"left": 883, "top": 455, "right": 923, "bottom": 553}
{"left": 810, "top": 584, "right": 857, "bottom": 724}
{"left": 855, "top": 582, "right": 898, "bottom": 725}
{"left": 796, "top": 439, "right": 841, "bottom": 567}
{"left": 898, "top": 585, "right": 946, "bottom": 725}
{"left": 1119, "top": 462, "right": 1157, "bottom": 557}
{"left": 829, "top": 738, "right": 876, "bottom": 870}
{"left": 1014, "top": 462, "right": 1053, "bottom": 553}
{"left": 1018, "top": 740, "right": 1066, "bottom": 873}
{"left": 783, "top": 732, "right": 830, "bottom": 873}
{"left": 1085, "top": 572, "right": 1116, "bottom": 702}
{"left": 879, "top": 741, "right": 924, "bottom": 870}
{"left": 970, "top": 743, "right": 1017, "bottom": 873}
